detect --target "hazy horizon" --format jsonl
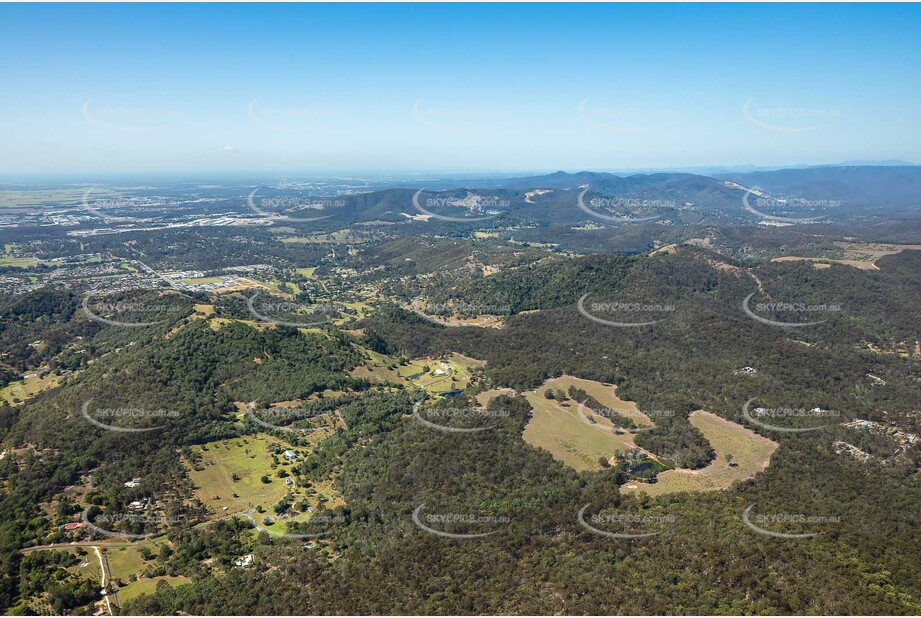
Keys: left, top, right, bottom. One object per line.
{"left": 2, "top": 3, "right": 920, "bottom": 175}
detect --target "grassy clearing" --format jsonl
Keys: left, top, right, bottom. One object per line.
{"left": 412, "top": 310, "right": 506, "bottom": 329}
{"left": 409, "top": 301, "right": 507, "bottom": 329}
{"left": 193, "top": 303, "right": 214, "bottom": 316}
{"left": 208, "top": 317, "right": 273, "bottom": 332}
{"left": 0, "top": 188, "right": 119, "bottom": 208}
{"left": 621, "top": 411, "right": 778, "bottom": 497}
{"left": 60, "top": 549, "right": 101, "bottom": 583}
{"left": 118, "top": 576, "right": 190, "bottom": 604}
{"left": 771, "top": 256, "right": 881, "bottom": 270}
{"left": 522, "top": 377, "right": 650, "bottom": 471}
{"left": 350, "top": 349, "right": 410, "bottom": 386}
{"left": 352, "top": 350, "right": 484, "bottom": 395}
{"left": 771, "top": 241, "right": 921, "bottom": 271}
{"left": 522, "top": 378, "right": 779, "bottom": 489}
{"left": 0, "top": 256, "right": 38, "bottom": 267}
{"left": 295, "top": 267, "right": 317, "bottom": 278}
{"left": 475, "top": 388, "right": 516, "bottom": 407}
{"left": 396, "top": 353, "right": 483, "bottom": 395}
{"left": 185, "top": 431, "right": 343, "bottom": 534}
{"left": 272, "top": 280, "right": 302, "bottom": 295}
{"left": 181, "top": 276, "right": 225, "bottom": 285}
{"left": 0, "top": 373, "right": 64, "bottom": 406}
{"left": 280, "top": 230, "right": 359, "bottom": 244}
{"left": 315, "top": 300, "right": 374, "bottom": 328}
{"left": 552, "top": 376, "right": 654, "bottom": 426}
{"left": 105, "top": 543, "right": 162, "bottom": 585}
{"left": 186, "top": 435, "right": 299, "bottom": 517}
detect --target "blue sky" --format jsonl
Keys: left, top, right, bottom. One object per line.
{"left": 1, "top": 3, "right": 919, "bottom": 175}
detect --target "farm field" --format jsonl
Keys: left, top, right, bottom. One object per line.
{"left": 118, "top": 576, "right": 191, "bottom": 604}
{"left": 107, "top": 543, "right": 194, "bottom": 606}
{"left": 279, "top": 230, "right": 362, "bottom": 244}
{"left": 475, "top": 387, "right": 516, "bottom": 407}
{"left": 180, "top": 276, "right": 225, "bottom": 285}
{"left": 553, "top": 376, "right": 655, "bottom": 426}
{"left": 62, "top": 548, "right": 101, "bottom": 583}
{"left": 621, "top": 410, "right": 778, "bottom": 496}
{"left": 396, "top": 353, "right": 484, "bottom": 395}
{"left": 0, "top": 372, "right": 64, "bottom": 406}
{"left": 413, "top": 309, "right": 506, "bottom": 329}
{"left": 0, "top": 255, "right": 38, "bottom": 267}
{"left": 771, "top": 242, "right": 921, "bottom": 271}
{"left": 0, "top": 188, "right": 119, "bottom": 208}
{"left": 352, "top": 351, "right": 485, "bottom": 396}
{"left": 184, "top": 432, "right": 343, "bottom": 536}
{"left": 522, "top": 376, "right": 654, "bottom": 471}
{"left": 106, "top": 543, "right": 160, "bottom": 585}
{"left": 350, "top": 349, "right": 410, "bottom": 386}
{"left": 208, "top": 317, "right": 273, "bottom": 331}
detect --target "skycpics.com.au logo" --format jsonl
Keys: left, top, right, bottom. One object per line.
{"left": 577, "top": 505, "right": 673, "bottom": 539}
{"left": 82, "top": 508, "right": 180, "bottom": 540}
{"left": 742, "top": 293, "right": 841, "bottom": 328}
{"left": 82, "top": 98, "right": 177, "bottom": 132}
{"left": 247, "top": 97, "right": 344, "bottom": 132}
{"left": 578, "top": 294, "right": 675, "bottom": 327}
{"left": 247, "top": 187, "right": 338, "bottom": 222}
{"left": 742, "top": 504, "right": 840, "bottom": 539}
{"left": 411, "top": 190, "right": 506, "bottom": 222}
{"left": 741, "top": 399, "right": 839, "bottom": 433}
{"left": 576, "top": 401, "right": 666, "bottom": 434}
{"left": 412, "top": 402, "right": 510, "bottom": 434}
{"left": 243, "top": 510, "right": 346, "bottom": 540}
{"left": 246, "top": 404, "right": 333, "bottom": 434}
{"left": 410, "top": 299, "right": 512, "bottom": 325}
{"left": 81, "top": 400, "right": 180, "bottom": 433}
{"left": 577, "top": 189, "right": 666, "bottom": 223}
{"left": 81, "top": 293, "right": 183, "bottom": 327}
{"left": 742, "top": 190, "right": 837, "bottom": 224}
{"left": 411, "top": 100, "right": 504, "bottom": 132}
{"left": 742, "top": 98, "right": 840, "bottom": 132}
{"left": 412, "top": 505, "right": 509, "bottom": 539}
{"left": 576, "top": 99, "right": 675, "bottom": 132}
{"left": 81, "top": 188, "right": 155, "bottom": 223}
{"left": 246, "top": 292, "right": 344, "bottom": 327}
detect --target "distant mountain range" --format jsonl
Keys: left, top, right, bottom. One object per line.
{"left": 589, "top": 160, "right": 919, "bottom": 176}
{"left": 303, "top": 165, "right": 921, "bottom": 227}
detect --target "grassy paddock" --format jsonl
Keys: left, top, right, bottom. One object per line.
{"left": 622, "top": 410, "right": 778, "bottom": 496}
{"left": 522, "top": 376, "right": 651, "bottom": 471}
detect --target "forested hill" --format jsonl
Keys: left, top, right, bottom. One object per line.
{"left": 251, "top": 165, "right": 921, "bottom": 227}
{"left": 1, "top": 246, "right": 920, "bottom": 615}
{"left": 0, "top": 296, "right": 368, "bottom": 611}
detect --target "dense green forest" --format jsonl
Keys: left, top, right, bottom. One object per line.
{"left": 0, "top": 241, "right": 919, "bottom": 615}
